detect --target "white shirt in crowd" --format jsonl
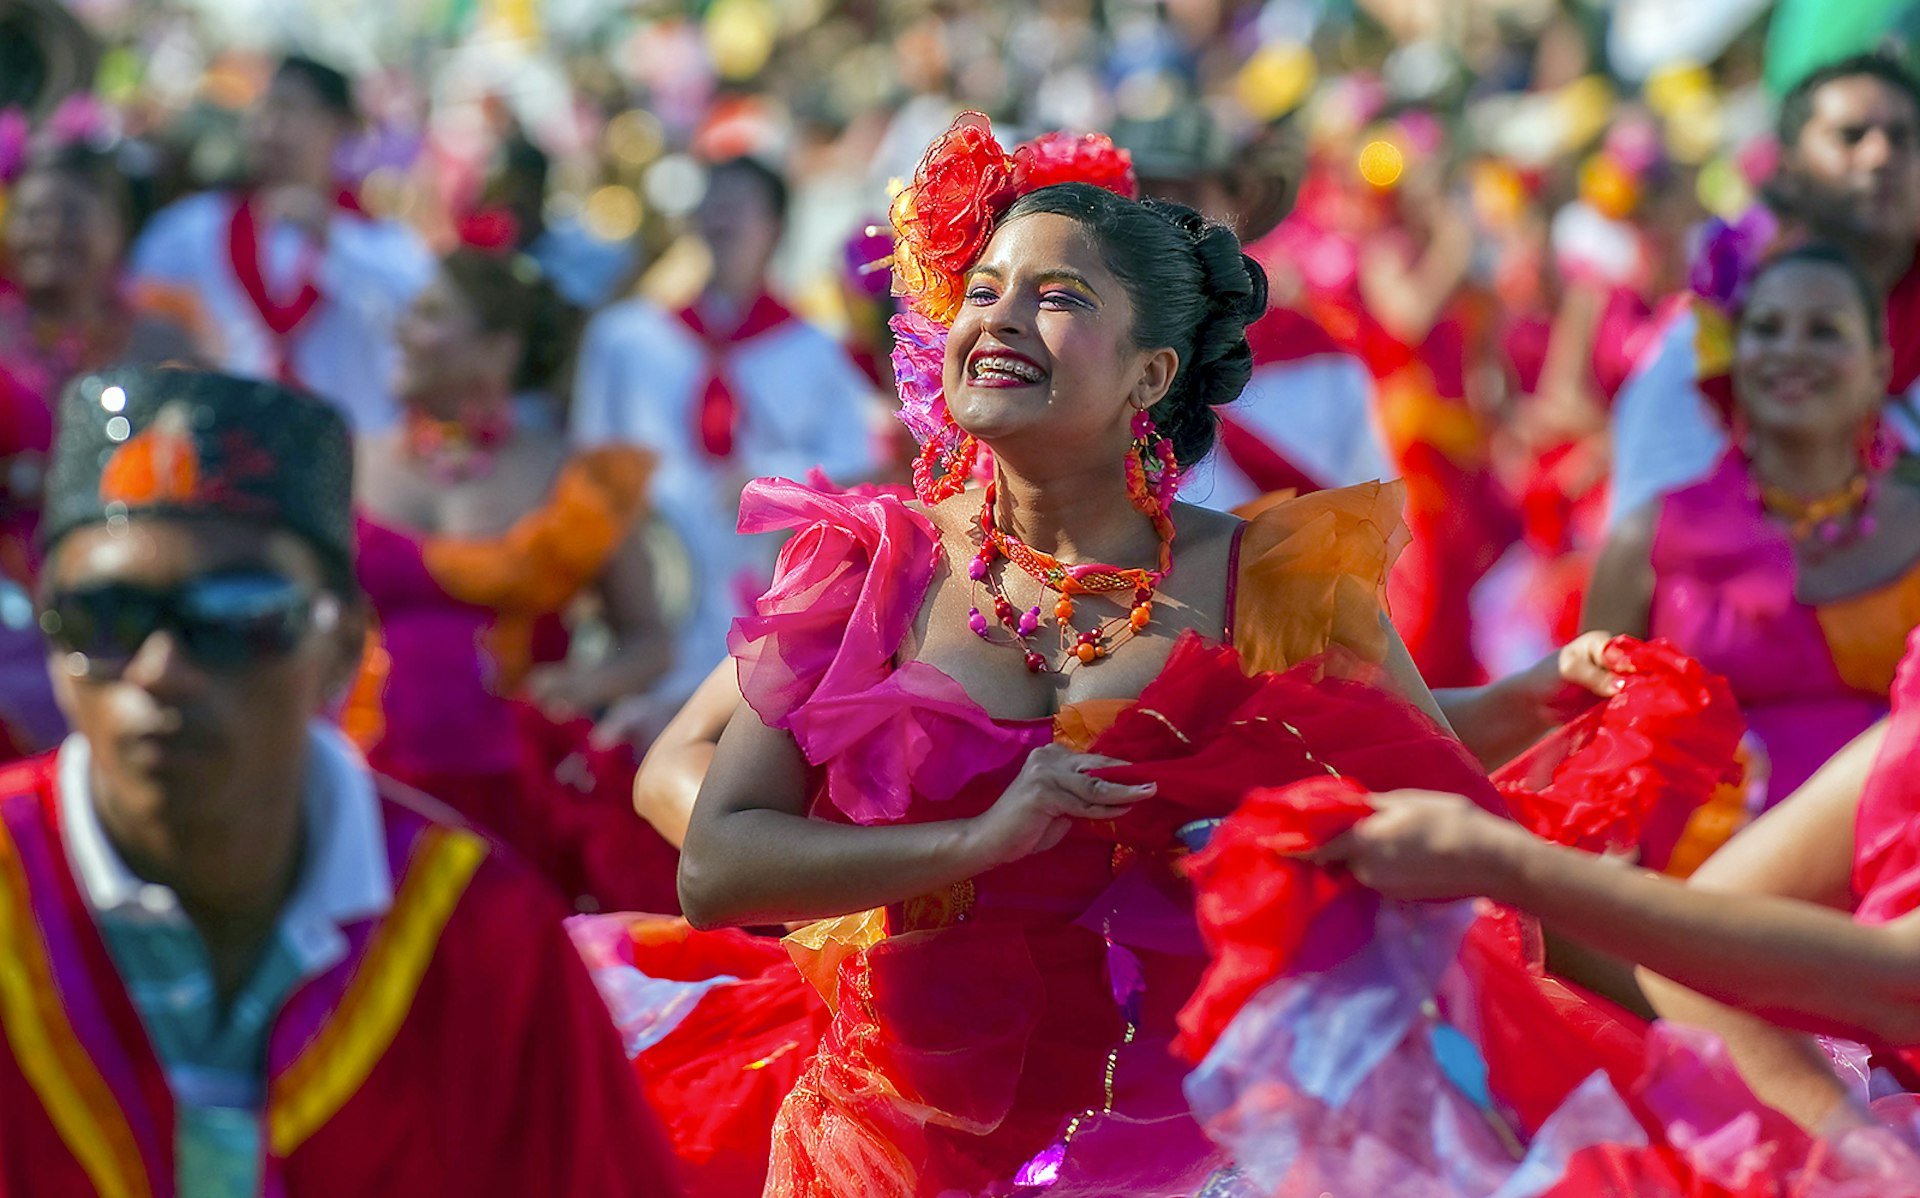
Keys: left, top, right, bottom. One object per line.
{"left": 571, "top": 295, "right": 882, "bottom": 706}
{"left": 130, "top": 191, "right": 435, "bottom": 433}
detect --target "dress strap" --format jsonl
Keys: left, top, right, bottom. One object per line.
{"left": 1222, "top": 519, "right": 1249, "bottom": 647}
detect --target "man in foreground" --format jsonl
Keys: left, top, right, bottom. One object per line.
{"left": 0, "top": 366, "right": 679, "bottom": 1196}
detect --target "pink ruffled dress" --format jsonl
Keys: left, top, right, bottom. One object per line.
{"left": 726, "top": 474, "right": 1427, "bottom": 1197}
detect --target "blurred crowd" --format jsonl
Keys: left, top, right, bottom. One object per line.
{"left": 2, "top": 0, "right": 1918, "bottom": 903}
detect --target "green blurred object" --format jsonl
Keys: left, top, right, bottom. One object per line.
{"left": 1765, "top": 0, "right": 1920, "bottom": 95}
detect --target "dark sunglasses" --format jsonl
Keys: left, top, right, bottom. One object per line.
{"left": 38, "top": 572, "right": 339, "bottom": 678}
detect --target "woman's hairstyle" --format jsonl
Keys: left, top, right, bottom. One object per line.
{"left": 1740, "top": 242, "right": 1886, "bottom": 345}
{"left": 439, "top": 248, "right": 583, "bottom": 393}
{"left": 1001, "top": 182, "right": 1270, "bottom": 468}
{"left": 13, "top": 143, "right": 133, "bottom": 231}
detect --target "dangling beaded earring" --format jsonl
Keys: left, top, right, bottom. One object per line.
{"left": 913, "top": 429, "right": 980, "bottom": 505}
{"left": 1123, "top": 405, "right": 1182, "bottom": 524}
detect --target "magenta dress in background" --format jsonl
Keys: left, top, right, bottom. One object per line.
{"left": 1647, "top": 451, "right": 1920, "bottom": 861}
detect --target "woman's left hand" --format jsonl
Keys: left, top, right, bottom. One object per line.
{"left": 1314, "top": 790, "right": 1533, "bottom": 903}
{"left": 1523, "top": 630, "right": 1631, "bottom": 724}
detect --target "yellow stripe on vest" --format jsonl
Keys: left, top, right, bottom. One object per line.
{"left": 267, "top": 825, "right": 487, "bottom": 1158}
{"left": 0, "top": 826, "right": 153, "bottom": 1198}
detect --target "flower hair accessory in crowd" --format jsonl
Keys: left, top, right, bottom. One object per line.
{"left": 885, "top": 112, "right": 1137, "bottom": 505}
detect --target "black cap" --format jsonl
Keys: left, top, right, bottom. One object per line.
{"left": 41, "top": 367, "right": 353, "bottom": 583}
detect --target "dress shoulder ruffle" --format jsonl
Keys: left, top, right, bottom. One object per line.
{"left": 728, "top": 477, "right": 1049, "bottom": 826}
{"left": 1231, "top": 479, "right": 1409, "bottom": 676}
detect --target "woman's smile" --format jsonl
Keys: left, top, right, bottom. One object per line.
{"left": 965, "top": 346, "right": 1050, "bottom": 388}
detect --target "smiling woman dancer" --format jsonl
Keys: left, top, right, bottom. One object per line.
{"left": 667, "top": 115, "right": 1515, "bottom": 1197}
{"left": 1585, "top": 244, "right": 1920, "bottom": 872}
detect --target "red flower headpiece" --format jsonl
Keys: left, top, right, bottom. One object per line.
{"left": 889, "top": 113, "right": 1136, "bottom": 324}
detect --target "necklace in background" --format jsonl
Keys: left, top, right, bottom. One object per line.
{"left": 1757, "top": 474, "right": 1875, "bottom": 545}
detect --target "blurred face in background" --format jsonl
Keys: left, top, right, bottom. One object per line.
{"left": 396, "top": 271, "right": 519, "bottom": 415}
{"left": 698, "top": 164, "right": 783, "bottom": 299}
{"left": 1783, "top": 76, "right": 1920, "bottom": 247}
{"left": 1733, "top": 259, "right": 1889, "bottom": 446}
{"left": 246, "top": 71, "right": 349, "bottom": 190}
{"left": 3, "top": 168, "right": 124, "bottom": 304}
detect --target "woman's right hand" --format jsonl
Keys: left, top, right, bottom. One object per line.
{"left": 963, "top": 745, "right": 1156, "bottom": 871}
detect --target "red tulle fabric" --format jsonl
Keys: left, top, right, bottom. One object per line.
{"left": 577, "top": 916, "right": 830, "bottom": 1198}
{"left": 1492, "top": 636, "right": 1746, "bottom": 864}
{"left": 1173, "top": 777, "right": 1378, "bottom": 1063}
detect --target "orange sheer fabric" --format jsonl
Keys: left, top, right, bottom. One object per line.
{"left": 1229, "top": 479, "right": 1409, "bottom": 676}
{"left": 418, "top": 445, "right": 652, "bottom": 690}
{"left": 341, "top": 446, "right": 651, "bottom": 750}
{"left": 1816, "top": 563, "right": 1920, "bottom": 696}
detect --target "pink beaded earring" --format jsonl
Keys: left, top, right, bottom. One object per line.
{"left": 1124, "top": 406, "right": 1181, "bottom": 523}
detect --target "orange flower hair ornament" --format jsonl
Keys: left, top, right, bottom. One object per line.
{"left": 885, "top": 114, "right": 1137, "bottom": 503}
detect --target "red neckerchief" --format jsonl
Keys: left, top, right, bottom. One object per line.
{"left": 674, "top": 293, "right": 795, "bottom": 459}
{"left": 226, "top": 188, "right": 365, "bottom": 382}
{"left": 1216, "top": 412, "right": 1325, "bottom": 497}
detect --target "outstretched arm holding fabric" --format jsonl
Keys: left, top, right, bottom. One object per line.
{"left": 1434, "top": 630, "right": 1627, "bottom": 769}
{"left": 1318, "top": 772, "right": 1920, "bottom": 1081}
{"left": 1636, "top": 721, "right": 1885, "bottom": 1128}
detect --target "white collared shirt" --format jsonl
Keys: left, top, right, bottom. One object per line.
{"left": 58, "top": 721, "right": 393, "bottom": 974}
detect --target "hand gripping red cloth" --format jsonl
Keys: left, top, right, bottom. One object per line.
{"left": 1491, "top": 635, "right": 1745, "bottom": 864}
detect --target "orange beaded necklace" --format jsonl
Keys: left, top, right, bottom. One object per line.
{"left": 966, "top": 478, "right": 1174, "bottom": 673}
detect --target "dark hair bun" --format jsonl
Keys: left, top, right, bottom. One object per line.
{"left": 1140, "top": 200, "right": 1270, "bottom": 467}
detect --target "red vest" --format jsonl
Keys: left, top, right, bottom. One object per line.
{"left": 0, "top": 752, "right": 681, "bottom": 1197}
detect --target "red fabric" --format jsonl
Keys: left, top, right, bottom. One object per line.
{"left": 610, "top": 923, "right": 830, "bottom": 1198}
{"left": 1173, "top": 776, "right": 1377, "bottom": 1062}
{"left": 1491, "top": 636, "right": 1746, "bottom": 862}
{"left": 1455, "top": 908, "right": 1650, "bottom": 1136}
{"left": 510, "top": 700, "right": 682, "bottom": 915}
{"left": 1075, "top": 635, "right": 1506, "bottom": 1064}
{"left": 674, "top": 294, "right": 796, "bottom": 459}
{"left": 1088, "top": 637, "right": 1502, "bottom": 852}
{"left": 1216, "top": 412, "right": 1326, "bottom": 496}
{"left": 0, "top": 754, "right": 683, "bottom": 1198}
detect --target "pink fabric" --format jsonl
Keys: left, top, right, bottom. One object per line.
{"left": 729, "top": 477, "right": 1052, "bottom": 826}
{"left": 1854, "top": 625, "right": 1920, "bottom": 929}
{"left": 355, "top": 513, "right": 523, "bottom": 778}
{"left": 1649, "top": 451, "right": 1889, "bottom": 806}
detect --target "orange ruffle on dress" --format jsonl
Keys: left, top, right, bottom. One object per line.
{"left": 421, "top": 445, "right": 653, "bottom": 691}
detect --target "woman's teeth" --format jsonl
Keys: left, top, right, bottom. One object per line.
{"left": 971, "top": 356, "right": 1045, "bottom": 383}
